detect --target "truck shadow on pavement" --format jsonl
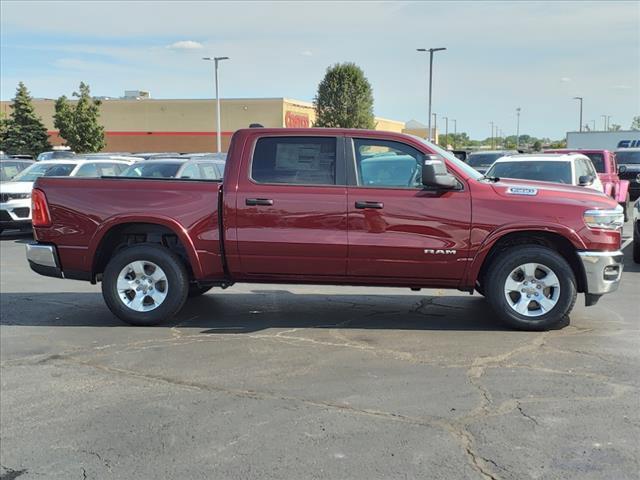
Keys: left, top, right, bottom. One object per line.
{"left": 0, "top": 291, "right": 514, "bottom": 332}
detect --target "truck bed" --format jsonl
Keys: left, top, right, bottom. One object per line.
{"left": 33, "top": 177, "right": 224, "bottom": 281}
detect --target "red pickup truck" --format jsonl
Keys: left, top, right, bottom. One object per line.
{"left": 545, "top": 149, "right": 631, "bottom": 220}
{"left": 26, "top": 128, "right": 625, "bottom": 330}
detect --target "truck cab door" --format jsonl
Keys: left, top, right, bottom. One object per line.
{"left": 232, "top": 134, "right": 348, "bottom": 278}
{"left": 345, "top": 137, "right": 472, "bottom": 285}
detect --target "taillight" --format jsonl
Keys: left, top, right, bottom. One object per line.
{"left": 31, "top": 188, "right": 52, "bottom": 227}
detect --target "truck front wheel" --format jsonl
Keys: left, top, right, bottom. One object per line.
{"left": 485, "top": 246, "right": 577, "bottom": 331}
{"left": 102, "top": 244, "right": 189, "bottom": 326}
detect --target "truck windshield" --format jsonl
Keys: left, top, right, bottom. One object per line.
{"left": 615, "top": 150, "right": 640, "bottom": 164}
{"left": 12, "top": 163, "right": 76, "bottom": 182}
{"left": 583, "top": 153, "right": 604, "bottom": 172}
{"left": 411, "top": 136, "right": 483, "bottom": 180}
{"left": 487, "top": 161, "right": 572, "bottom": 184}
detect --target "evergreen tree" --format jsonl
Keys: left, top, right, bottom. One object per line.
{"left": 54, "top": 82, "right": 105, "bottom": 153}
{"left": 314, "top": 63, "right": 375, "bottom": 129}
{"left": 0, "top": 82, "right": 51, "bottom": 157}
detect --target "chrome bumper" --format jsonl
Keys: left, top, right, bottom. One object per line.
{"left": 578, "top": 250, "right": 624, "bottom": 295}
{"left": 26, "top": 243, "right": 63, "bottom": 278}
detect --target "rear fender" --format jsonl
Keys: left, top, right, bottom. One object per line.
{"left": 88, "top": 214, "right": 204, "bottom": 279}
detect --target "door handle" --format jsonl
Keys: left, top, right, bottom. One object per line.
{"left": 355, "top": 201, "right": 384, "bottom": 209}
{"left": 246, "top": 198, "right": 274, "bottom": 206}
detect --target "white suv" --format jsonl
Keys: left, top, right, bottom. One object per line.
{"left": 0, "top": 158, "right": 133, "bottom": 233}
{"left": 485, "top": 153, "right": 604, "bottom": 192}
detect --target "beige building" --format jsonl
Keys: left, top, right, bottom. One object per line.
{"left": 1, "top": 97, "right": 408, "bottom": 153}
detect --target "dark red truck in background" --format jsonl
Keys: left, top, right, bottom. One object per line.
{"left": 26, "top": 128, "right": 625, "bottom": 330}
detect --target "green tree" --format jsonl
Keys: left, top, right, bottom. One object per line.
{"left": 0, "top": 82, "right": 51, "bottom": 157}
{"left": 630, "top": 116, "right": 640, "bottom": 130}
{"left": 314, "top": 63, "right": 375, "bottom": 129}
{"left": 54, "top": 82, "right": 105, "bottom": 153}
{"left": 532, "top": 140, "right": 542, "bottom": 151}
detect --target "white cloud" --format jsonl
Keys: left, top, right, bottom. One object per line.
{"left": 560, "top": 77, "right": 572, "bottom": 83}
{"left": 166, "top": 40, "right": 203, "bottom": 50}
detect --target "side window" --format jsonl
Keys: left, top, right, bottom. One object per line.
{"left": 353, "top": 139, "right": 424, "bottom": 188}
{"left": 180, "top": 163, "right": 200, "bottom": 179}
{"left": 74, "top": 163, "right": 99, "bottom": 177}
{"left": 252, "top": 137, "right": 336, "bottom": 185}
{"left": 575, "top": 159, "right": 590, "bottom": 181}
{"left": 199, "top": 163, "right": 220, "bottom": 180}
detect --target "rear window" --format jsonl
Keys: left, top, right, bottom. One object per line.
{"left": 120, "top": 162, "right": 183, "bottom": 178}
{"left": 467, "top": 153, "right": 504, "bottom": 167}
{"left": 252, "top": 137, "right": 336, "bottom": 185}
{"left": 488, "top": 161, "right": 573, "bottom": 184}
{"left": 12, "top": 163, "right": 76, "bottom": 182}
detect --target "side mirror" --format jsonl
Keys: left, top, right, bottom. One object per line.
{"left": 618, "top": 165, "right": 627, "bottom": 174}
{"left": 578, "top": 175, "right": 594, "bottom": 186}
{"left": 422, "top": 155, "right": 460, "bottom": 190}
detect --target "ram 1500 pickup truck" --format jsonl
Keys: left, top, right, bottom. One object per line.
{"left": 26, "top": 128, "right": 625, "bottom": 330}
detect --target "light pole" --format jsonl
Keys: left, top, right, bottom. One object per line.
{"left": 432, "top": 113, "right": 438, "bottom": 144}
{"left": 606, "top": 115, "right": 612, "bottom": 131}
{"left": 203, "top": 56, "right": 230, "bottom": 153}
{"left": 573, "top": 96, "right": 583, "bottom": 132}
{"left": 443, "top": 116, "right": 449, "bottom": 148}
{"left": 417, "top": 47, "right": 446, "bottom": 141}
{"left": 516, "top": 107, "right": 521, "bottom": 148}
{"left": 452, "top": 119, "right": 457, "bottom": 148}
{"left": 490, "top": 121, "right": 495, "bottom": 149}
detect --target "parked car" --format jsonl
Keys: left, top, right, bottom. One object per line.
{"left": 0, "top": 158, "right": 132, "bottom": 233}
{"left": 486, "top": 154, "right": 604, "bottom": 193}
{"left": 0, "top": 158, "right": 34, "bottom": 181}
{"left": 36, "top": 149, "right": 76, "bottom": 161}
{"left": 614, "top": 148, "right": 640, "bottom": 200}
{"left": 26, "top": 128, "right": 624, "bottom": 331}
{"left": 545, "top": 149, "right": 631, "bottom": 220}
{"left": 449, "top": 150, "right": 471, "bottom": 162}
{"left": 120, "top": 158, "right": 225, "bottom": 180}
{"left": 467, "top": 150, "right": 519, "bottom": 174}
{"left": 633, "top": 196, "right": 640, "bottom": 263}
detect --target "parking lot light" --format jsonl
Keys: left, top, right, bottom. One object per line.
{"left": 573, "top": 96, "right": 583, "bottom": 132}
{"left": 417, "top": 47, "right": 447, "bottom": 142}
{"left": 203, "top": 56, "right": 230, "bottom": 153}
{"left": 516, "top": 107, "right": 521, "bottom": 148}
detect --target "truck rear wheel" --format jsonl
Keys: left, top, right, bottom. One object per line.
{"left": 102, "top": 244, "right": 189, "bottom": 326}
{"left": 485, "top": 246, "right": 577, "bottom": 331}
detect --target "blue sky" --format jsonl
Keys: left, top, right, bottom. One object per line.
{"left": 1, "top": 1, "right": 638, "bottom": 139}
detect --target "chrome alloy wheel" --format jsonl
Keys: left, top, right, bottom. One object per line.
{"left": 504, "top": 262, "right": 561, "bottom": 317}
{"left": 116, "top": 261, "right": 168, "bottom": 312}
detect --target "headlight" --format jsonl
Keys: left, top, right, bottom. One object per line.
{"left": 583, "top": 205, "right": 624, "bottom": 230}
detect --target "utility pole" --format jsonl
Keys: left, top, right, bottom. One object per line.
{"left": 573, "top": 96, "right": 583, "bottom": 132}
{"left": 417, "top": 47, "right": 447, "bottom": 141}
{"left": 516, "top": 107, "right": 521, "bottom": 148}
{"left": 432, "top": 113, "right": 438, "bottom": 144}
{"left": 203, "top": 56, "right": 230, "bottom": 153}
{"left": 490, "top": 121, "right": 495, "bottom": 149}
{"left": 452, "top": 119, "right": 457, "bottom": 148}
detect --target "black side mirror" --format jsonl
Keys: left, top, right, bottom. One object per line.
{"left": 578, "top": 175, "right": 594, "bottom": 186}
{"left": 422, "top": 155, "right": 459, "bottom": 190}
{"left": 618, "top": 165, "right": 627, "bottom": 174}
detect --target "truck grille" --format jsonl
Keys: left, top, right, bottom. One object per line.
{"left": 0, "top": 193, "right": 31, "bottom": 202}
{"left": 0, "top": 194, "right": 8, "bottom": 203}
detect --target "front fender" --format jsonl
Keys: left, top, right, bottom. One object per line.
{"left": 87, "top": 214, "right": 205, "bottom": 279}
{"left": 615, "top": 180, "right": 630, "bottom": 203}
{"left": 463, "top": 222, "right": 586, "bottom": 287}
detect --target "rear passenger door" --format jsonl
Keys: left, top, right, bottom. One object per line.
{"left": 234, "top": 135, "right": 348, "bottom": 277}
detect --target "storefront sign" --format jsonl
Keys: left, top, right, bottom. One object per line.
{"left": 285, "top": 111, "right": 310, "bottom": 128}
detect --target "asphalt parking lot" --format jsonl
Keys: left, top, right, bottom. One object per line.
{"left": 1, "top": 228, "right": 638, "bottom": 480}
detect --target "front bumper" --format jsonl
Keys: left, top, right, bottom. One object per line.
{"left": 0, "top": 199, "right": 32, "bottom": 229}
{"left": 578, "top": 250, "right": 624, "bottom": 296}
{"left": 26, "top": 243, "right": 63, "bottom": 278}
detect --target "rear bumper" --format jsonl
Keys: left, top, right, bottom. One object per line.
{"left": 578, "top": 250, "right": 624, "bottom": 296}
{"left": 26, "top": 243, "right": 63, "bottom": 278}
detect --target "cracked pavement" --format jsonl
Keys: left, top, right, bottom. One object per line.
{"left": 1, "top": 232, "right": 639, "bottom": 479}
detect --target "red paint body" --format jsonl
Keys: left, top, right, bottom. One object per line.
{"left": 33, "top": 129, "right": 621, "bottom": 291}
{"left": 545, "top": 149, "right": 630, "bottom": 204}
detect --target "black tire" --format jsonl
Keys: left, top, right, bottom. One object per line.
{"left": 622, "top": 195, "right": 630, "bottom": 223}
{"left": 633, "top": 225, "right": 640, "bottom": 264}
{"left": 102, "top": 244, "right": 189, "bottom": 326}
{"left": 485, "top": 245, "right": 577, "bottom": 331}
{"left": 188, "top": 284, "right": 213, "bottom": 297}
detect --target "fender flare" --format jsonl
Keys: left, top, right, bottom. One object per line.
{"left": 464, "top": 223, "right": 586, "bottom": 287}
{"left": 87, "top": 214, "right": 204, "bottom": 279}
